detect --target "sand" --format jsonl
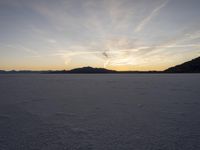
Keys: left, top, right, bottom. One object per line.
{"left": 0, "top": 74, "right": 200, "bottom": 150}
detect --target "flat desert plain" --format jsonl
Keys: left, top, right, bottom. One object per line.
{"left": 0, "top": 74, "right": 200, "bottom": 150}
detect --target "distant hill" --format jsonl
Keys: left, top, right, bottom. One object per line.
{"left": 165, "top": 57, "right": 200, "bottom": 73}
{"left": 68, "top": 67, "right": 117, "bottom": 73}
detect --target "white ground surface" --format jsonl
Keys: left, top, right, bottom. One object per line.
{"left": 0, "top": 74, "right": 200, "bottom": 150}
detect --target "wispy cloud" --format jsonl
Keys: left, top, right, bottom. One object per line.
{"left": 0, "top": 43, "right": 41, "bottom": 57}
{"left": 51, "top": 28, "right": 200, "bottom": 68}
{"left": 135, "top": 0, "right": 169, "bottom": 32}
{"left": 19, "top": 45, "right": 41, "bottom": 57}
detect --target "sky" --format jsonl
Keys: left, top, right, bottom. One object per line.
{"left": 0, "top": 0, "right": 200, "bottom": 71}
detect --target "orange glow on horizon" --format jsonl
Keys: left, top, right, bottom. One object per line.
{"left": 0, "top": 64, "right": 168, "bottom": 71}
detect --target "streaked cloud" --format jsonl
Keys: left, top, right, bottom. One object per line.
{"left": 0, "top": 43, "right": 40, "bottom": 57}
{"left": 135, "top": 0, "right": 169, "bottom": 32}
{"left": 50, "top": 31, "right": 200, "bottom": 69}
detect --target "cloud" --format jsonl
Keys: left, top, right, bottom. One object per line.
{"left": 19, "top": 45, "right": 41, "bottom": 57}
{"left": 102, "top": 51, "right": 109, "bottom": 59}
{"left": 135, "top": 0, "right": 169, "bottom": 32}
{"left": 42, "top": 26, "right": 200, "bottom": 69}
{"left": 0, "top": 43, "right": 41, "bottom": 57}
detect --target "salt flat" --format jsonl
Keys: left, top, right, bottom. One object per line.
{"left": 0, "top": 74, "right": 200, "bottom": 150}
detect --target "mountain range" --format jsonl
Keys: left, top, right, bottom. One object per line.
{"left": 1, "top": 57, "right": 200, "bottom": 74}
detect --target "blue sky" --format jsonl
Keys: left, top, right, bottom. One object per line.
{"left": 0, "top": 0, "right": 200, "bottom": 71}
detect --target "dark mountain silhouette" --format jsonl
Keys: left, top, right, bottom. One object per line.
{"left": 0, "top": 67, "right": 160, "bottom": 74}
{"left": 1, "top": 57, "right": 200, "bottom": 74}
{"left": 68, "top": 67, "right": 117, "bottom": 73}
{"left": 165, "top": 57, "right": 200, "bottom": 73}
{"left": 0, "top": 70, "right": 6, "bottom": 73}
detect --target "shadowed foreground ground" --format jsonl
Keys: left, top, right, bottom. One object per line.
{"left": 0, "top": 74, "right": 200, "bottom": 150}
